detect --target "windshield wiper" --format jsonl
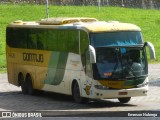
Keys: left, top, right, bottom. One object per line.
{"left": 125, "top": 75, "right": 147, "bottom": 79}
{"left": 97, "top": 45, "right": 144, "bottom": 48}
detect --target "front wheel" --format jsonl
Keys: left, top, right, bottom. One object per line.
{"left": 118, "top": 97, "right": 131, "bottom": 103}
{"left": 72, "top": 82, "right": 84, "bottom": 103}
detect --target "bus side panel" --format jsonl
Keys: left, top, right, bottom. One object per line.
{"left": 42, "top": 52, "right": 82, "bottom": 95}
{"left": 7, "top": 63, "right": 18, "bottom": 86}
{"left": 35, "top": 66, "right": 48, "bottom": 90}
{"left": 6, "top": 45, "right": 18, "bottom": 86}
{"left": 42, "top": 51, "right": 68, "bottom": 94}
{"left": 65, "top": 53, "right": 82, "bottom": 95}
{"left": 6, "top": 46, "right": 51, "bottom": 89}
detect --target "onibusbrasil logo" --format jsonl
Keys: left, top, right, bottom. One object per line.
{"left": 1, "top": 112, "right": 42, "bottom": 118}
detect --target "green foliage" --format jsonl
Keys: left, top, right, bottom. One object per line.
{"left": 0, "top": 4, "right": 160, "bottom": 69}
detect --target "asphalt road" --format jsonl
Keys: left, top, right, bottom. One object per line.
{"left": 0, "top": 64, "right": 160, "bottom": 119}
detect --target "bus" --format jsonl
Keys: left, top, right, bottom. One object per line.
{"left": 6, "top": 17, "right": 155, "bottom": 103}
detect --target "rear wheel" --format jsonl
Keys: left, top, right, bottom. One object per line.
{"left": 26, "top": 75, "right": 35, "bottom": 95}
{"left": 19, "top": 74, "right": 28, "bottom": 95}
{"left": 118, "top": 97, "right": 131, "bottom": 103}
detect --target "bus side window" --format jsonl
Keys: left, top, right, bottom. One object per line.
{"left": 47, "top": 30, "right": 58, "bottom": 51}
{"left": 68, "top": 30, "right": 79, "bottom": 54}
{"left": 7, "top": 28, "right": 28, "bottom": 49}
{"left": 58, "top": 30, "right": 68, "bottom": 52}
{"left": 28, "top": 29, "right": 37, "bottom": 49}
{"left": 80, "top": 31, "right": 89, "bottom": 73}
{"left": 37, "top": 29, "right": 47, "bottom": 50}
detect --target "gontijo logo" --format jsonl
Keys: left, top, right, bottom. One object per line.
{"left": 23, "top": 53, "right": 43, "bottom": 63}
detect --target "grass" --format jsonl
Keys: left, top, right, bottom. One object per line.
{"left": 0, "top": 4, "right": 160, "bottom": 71}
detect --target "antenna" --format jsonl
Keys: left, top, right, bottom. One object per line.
{"left": 46, "top": 0, "right": 49, "bottom": 18}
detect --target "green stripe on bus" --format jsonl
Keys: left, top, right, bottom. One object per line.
{"left": 45, "top": 52, "right": 68, "bottom": 85}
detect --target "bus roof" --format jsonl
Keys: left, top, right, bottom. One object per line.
{"left": 8, "top": 17, "right": 141, "bottom": 32}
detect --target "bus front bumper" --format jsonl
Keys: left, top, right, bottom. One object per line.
{"left": 90, "top": 86, "right": 148, "bottom": 99}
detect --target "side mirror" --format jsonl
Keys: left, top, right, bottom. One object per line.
{"left": 89, "top": 45, "right": 96, "bottom": 63}
{"left": 144, "top": 42, "right": 156, "bottom": 60}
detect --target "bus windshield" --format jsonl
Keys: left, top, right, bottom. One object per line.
{"left": 90, "top": 31, "right": 143, "bottom": 47}
{"left": 90, "top": 32, "right": 147, "bottom": 80}
{"left": 92, "top": 47, "right": 147, "bottom": 80}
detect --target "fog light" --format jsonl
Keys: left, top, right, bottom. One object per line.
{"left": 143, "top": 90, "right": 147, "bottom": 94}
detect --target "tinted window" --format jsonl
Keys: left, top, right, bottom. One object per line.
{"left": 7, "top": 28, "right": 28, "bottom": 48}
{"left": 28, "top": 29, "right": 37, "bottom": 49}
{"left": 68, "top": 30, "right": 79, "bottom": 53}
{"left": 80, "top": 31, "right": 89, "bottom": 54}
{"left": 90, "top": 31, "right": 143, "bottom": 47}
{"left": 37, "top": 29, "right": 47, "bottom": 50}
{"left": 7, "top": 27, "right": 79, "bottom": 53}
{"left": 47, "top": 30, "right": 58, "bottom": 51}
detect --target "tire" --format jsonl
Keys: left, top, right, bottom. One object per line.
{"left": 26, "top": 75, "right": 35, "bottom": 95}
{"left": 118, "top": 97, "right": 131, "bottom": 103}
{"left": 19, "top": 74, "right": 28, "bottom": 95}
{"left": 72, "top": 82, "right": 84, "bottom": 103}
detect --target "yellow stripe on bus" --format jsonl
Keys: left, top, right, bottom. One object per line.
{"left": 99, "top": 80, "right": 124, "bottom": 89}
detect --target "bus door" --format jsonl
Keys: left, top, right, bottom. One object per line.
{"left": 80, "top": 31, "right": 93, "bottom": 96}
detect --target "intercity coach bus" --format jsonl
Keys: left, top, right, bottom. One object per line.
{"left": 6, "top": 18, "right": 155, "bottom": 103}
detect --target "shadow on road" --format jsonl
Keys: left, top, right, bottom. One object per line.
{"left": 0, "top": 91, "right": 136, "bottom": 111}
{"left": 38, "top": 91, "right": 136, "bottom": 107}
